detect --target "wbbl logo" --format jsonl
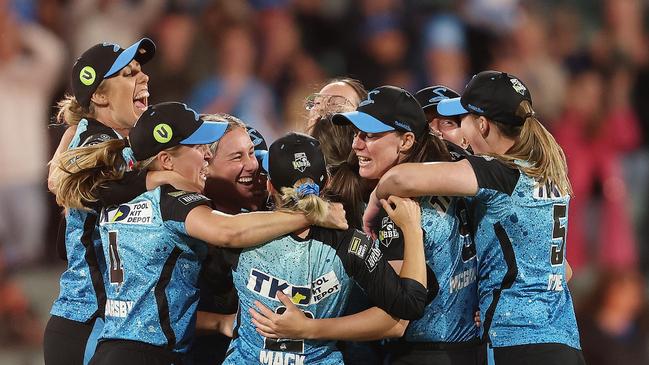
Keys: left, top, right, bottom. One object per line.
{"left": 379, "top": 216, "right": 400, "bottom": 247}
{"left": 292, "top": 152, "right": 311, "bottom": 172}
{"left": 510, "top": 78, "right": 527, "bottom": 96}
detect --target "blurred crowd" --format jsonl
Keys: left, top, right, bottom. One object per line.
{"left": 1, "top": 0, "right": 649, "bottom": 363}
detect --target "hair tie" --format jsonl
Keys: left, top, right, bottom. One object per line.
{"left": 525, "top": 111, "right": 536, "bottom": 119}
{"left": 296, "top": 182, "right": 320, "bottom": 198}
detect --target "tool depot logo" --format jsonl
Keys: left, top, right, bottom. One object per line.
{"left": 100, "top": 200, "right": 154, "bottom": 225}
{"left": 247, "top": 269, "right": 340, "bottom": 305}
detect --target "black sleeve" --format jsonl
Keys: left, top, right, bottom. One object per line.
{"left": 465, "top": 155, "right": 520, "bottom": 196}
{"left": 338, "top": 229, "right": 428, "bottom": 320}
{"left": 159, "top": 185, "right": 212, "bottom": 222}
{"left": 95, "top": 171, "right": 148, "bottom": 207}
{"left": 375, "top": 208, "right": 405, "bottom": 261}
{"left": 444, "top": 140, "right": 470, "bottom": 161}
{"left": 198, "top": 246, "right": 241, "bottom": 314}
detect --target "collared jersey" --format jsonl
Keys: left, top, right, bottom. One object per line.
{"left": 224, "top": 227, "right": 427, "bottom": 365}
{"left": 97, "top": 185, "right": 210, "bottom": 353}
{"left": 50, "top": 118, "right": 133, "bottom": 322}
{"left": 466, "top": 155, "right": 580, "bottom": 349}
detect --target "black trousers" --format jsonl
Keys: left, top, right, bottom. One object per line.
{"left": 43, "top": 315, "right": 97, "bottom": 365}
{"left": 492, "top": 343, "right": 586, "bottom": 365}
{"left": 385, "top": 340, "right": 486, "bottom": 365}
{"left": 89, "top": 340, "right": 184, "bottom": 365}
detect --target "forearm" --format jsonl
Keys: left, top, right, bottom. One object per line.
{"left": 302, "top": 307, "right": 404, "bottom": 341}
{"left": 398, "top": 225, "right": 426, "bottom": 286}
{"left": 375, "top": 164, "right": 425, "bottom": 200}
{"left": 209, "top": 210, "right": 310, "bottom": 248}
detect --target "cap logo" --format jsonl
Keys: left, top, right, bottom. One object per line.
{"left": 467, "top": 104, "right": 484, "bottom": 113}
{"left": 153, "top": 123, "right": 173, "bottom": 143}
{"left": 510, "top": 78, "right": 527, "bottom": 96}
{"left": 359, "top": 90, "right": 380, "bottom": 107}
{"left": 79, "top": 66, "right": 96, "bottom": 86}
{"left": 292, "top": 152, "right": 311, "bottom": 172}
{"left": 428, "top": 87, "right": 449, "bottom": 103}
{"left": 393, "top": 121, "right": 412, "bottom": 132}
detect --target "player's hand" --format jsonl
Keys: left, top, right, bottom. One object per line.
{"left": 146, "top": 170, "right": 203, "bottom": 193}
{"left": 362, "top": 190, "right": 382, "bottom": 239}
{"left": 381, "top": 196, "right": 421, "bottom": 233}
{"left": 313, "top": 202, "right": 348, "bottom": 230}
{"left": 250, "top": 291, "right": 312, "bottom": 340}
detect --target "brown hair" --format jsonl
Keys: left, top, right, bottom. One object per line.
{"left": 309, "top": 114, "right": 365, "bottom": 229}
{"left": 400, "top": 131, "right": 453, "bottom": 164}
{"left": 490, "top": 101, "right": 572, "bottom": 196}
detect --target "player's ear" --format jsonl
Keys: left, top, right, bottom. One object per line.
{"left": 477, "top": 116, "right": 490, "bottom": 138}
{"left": 399, "top": 132, "right": 415, "bottom": 152}
{"left": 157, "top": 151, "right": 174, "bottom": 171}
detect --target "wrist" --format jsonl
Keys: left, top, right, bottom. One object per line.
{"left": 401, "top": 225, "right": 422, "bottom": 237}
{"left": 302, "top": 317, "right": 317, "bottom": 340}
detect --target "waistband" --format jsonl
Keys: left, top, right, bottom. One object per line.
{"left": 386, "top": 337, "right": 484, "bottom": 351}
{"left": 97, "top": 339, "right": 185, "bottom": 364}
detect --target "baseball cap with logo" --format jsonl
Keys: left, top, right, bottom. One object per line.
{"left": 414, "top": 85, "right": 461, "bottom": 116}
{"left": 259, "top": 132, "right": 328, "bottom": 193}
{"left": 437, "top": 70, "right": 532, "bottom": 126}
{"left": 128, "top": 102, "right": 228, "bottom": 161}
{"left": 332, "top": 85, "right": 428, "bottom": 137}
{"left": 71, "top": 38, "right": 156, "bottom": 108}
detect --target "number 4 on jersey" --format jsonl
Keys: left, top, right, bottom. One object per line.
{"left": 550, "top": 204, "right": 567, "bottom": 266}
{"left": 108, "top": 230, "right": 124, "bottom": 285}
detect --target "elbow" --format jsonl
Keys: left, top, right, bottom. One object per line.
{"left": 378, "top": 168, "right": 407, "bottom": 198}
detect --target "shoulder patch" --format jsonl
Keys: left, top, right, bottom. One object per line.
{"left": 347, "top": 230, "right": 371, "bottom": 259}
{"left": 167, "top": 190, "right": 209, "bottom": 205}
{"left": 80, "top": 133, "right": 114, "bottom": 147}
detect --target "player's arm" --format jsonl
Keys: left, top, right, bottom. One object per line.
{"left": 252, "top": 294, "right": 409, "bottom": 340}
{"left": 376, "top": 160, "right": 479, "bottom": 200}
{"left": 185, "top": 203, "right": 347, "bottom": 248}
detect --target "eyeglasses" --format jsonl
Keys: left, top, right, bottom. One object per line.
{"left": 304, "top": 93, "right": 354, "bottom": 112}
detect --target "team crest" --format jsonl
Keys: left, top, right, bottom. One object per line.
{"left": 378, "top": 216, "right": 400, "bottom": 247}
{"left": 510, "top": 78, "right": 527, "bottom": 96}
{"left": 292, "top": 152, "right": 311, "bottom": 172}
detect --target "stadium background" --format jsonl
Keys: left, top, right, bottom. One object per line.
{"left": 1, "top": 0, "right": 648, "bottom": 363}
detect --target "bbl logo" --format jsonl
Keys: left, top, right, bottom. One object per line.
{"left": 510, "top": 78, "right": 527, "bottom": 96}
{"left": 79, "top": 66, "right": 96, "bottom": 86}
{"left": 378, "top": 216, "right": 400, "bottom": 247}
{"left": 292, "top": 152, "right": 310, "bottom": 172}
{"left": 153, "top": 123, "right": 173, "bottom": 143}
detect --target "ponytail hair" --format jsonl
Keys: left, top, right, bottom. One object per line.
{"left": 324, "top": 158, "right": 365, "bottom": 229}
{"left": 56, "top": 95, "right": 90, "bottom": 126}
{"left": 51, "top": 139, "right": 129, "bottom": 209}
{"left": 491, "top": 101, "right": 573, "bottom": 196}
{"left": 275, "top": 178, "right": 329, "bottom": 225}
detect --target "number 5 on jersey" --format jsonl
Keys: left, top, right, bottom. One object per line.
{"left": 108, "top": 230, "right": 124, "bottom": 285}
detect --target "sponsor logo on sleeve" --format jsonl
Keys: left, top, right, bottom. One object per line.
{"left": 348, "top": 231, "right": 371, "bottom": 258}
{"left": 365, "top": 245, "right": 383, "bottom": 272}
{"left": 100, "top": 200, "right": 153, "bottom": 225}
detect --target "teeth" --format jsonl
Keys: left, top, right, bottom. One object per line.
{"left": 134, "top": 90, "right": 149, "bottom": 100}
{"left": 237, "top": 177, "right": 253, "bottom": 183}
{"left": 358, "top": 156, "right": 371, "bottom": 162}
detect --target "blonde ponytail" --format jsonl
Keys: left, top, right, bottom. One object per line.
{"left": 491, "top": 101, "right": 572, "bottom": 196}
{"left": 52, "top": 139, "right": 129, "bottom": 209}
{"left": 275, "top": 178, "right": 329, "bottom": 224}
{"left": 56, "top": 94, "right": 90, "bottom": 126}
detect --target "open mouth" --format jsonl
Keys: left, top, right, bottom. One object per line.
{"left": 236, "top": 176, "right": 254, "bottom": 185}
{"left": 357, "top": 156, "right": 372, "bottom": 167}
{"left": 133, "top": 89, "right": 149, "bottom": 112}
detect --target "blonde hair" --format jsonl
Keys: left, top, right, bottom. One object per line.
{"left": 491, "top": 101, "right": 572, "bottom": 196}
{"left": 55, "top": 82, "right": 108, "bottom": 125}
{"left": 52, "top": 139, "right": 129, "bottom": 209}
{"left": 201, "top": 113, "right": 247, "bottom": 155}
{"left": 274, "top": 178, "right": 329, "bottom": 225}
